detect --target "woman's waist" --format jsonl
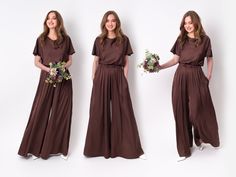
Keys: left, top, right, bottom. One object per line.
{"left": 176, "top": 63, "right": 204, "bottom": 75}
{"left": 178, "top": 62, "right": 202, "bottom": 68}
{"left": 42, "top": 58, "right": 68, "bottom": 65}
{"left": 98, "top": 63, "right": 123, "bottom": 69}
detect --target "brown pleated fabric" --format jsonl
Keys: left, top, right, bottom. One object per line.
{"left": 18, "top": 36, "right": 75, "bottom": 159}
{"left": 84, "top": 36, "right": 144, "bottom": 159}
{"left": 171, "top": 35, "right": 220, "bottom": 157}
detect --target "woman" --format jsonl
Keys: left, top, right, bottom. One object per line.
{"left": 84, "top": 10, "right": 144, "bottom": 159}
{"left": 158, "top": 10, "right": 220, "bottom": 161}
{"left": 18, "top": 10, "right": 75, "bottom": 160}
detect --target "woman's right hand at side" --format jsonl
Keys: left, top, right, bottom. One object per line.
{"left": 92, "top": 56, "right": 99, "bottom": 80}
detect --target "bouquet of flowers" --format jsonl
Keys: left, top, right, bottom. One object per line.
{"left": 138, "top": 50, "right": 160, "bottom": 73}
{"left": 45, "top": 61, "right": 71, "bottom": 87}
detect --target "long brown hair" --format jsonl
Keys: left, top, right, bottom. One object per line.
{"left": 99, "top": 10, "right": 124, "bottom": 45}
{"left": 39, "top": 10, "right": 67, "bottom": 46}
{"left": 178, "top": 10, "right": 206, "bottom": 47}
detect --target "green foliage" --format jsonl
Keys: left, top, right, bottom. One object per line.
{"left": 45, "top": 61, "right": 71, "bottom": 87}
{"left": 138, "top": 50, "right": 160, "bottom": 73}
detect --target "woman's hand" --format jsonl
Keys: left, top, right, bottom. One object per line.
{"left": 207, "top": 74, "right": 212, "bottom": 81}
{"left": 124, "top": 72, "right": 128, "bottom": 79}
{"left": 157, "top": 63, "right": 162, "bottom": 70}
{"left": 64, "top": 55, "right": 73, "bottom": 69}
{"left": 207, "top": 57, "right": 213, "bottom": 82}
{"left": 35, "top": 56, "right": 51, "bottom": 73}
{"left": 46, "top": 67, "right": 50, "bottom": 73}
{"left": 92, "top": 56, "right": 99, "bottom": 80}
{"left": 159, "top": 55, "right": 179, "bottom": 70}
{"left": 124, "top": 55, "right": 129, "bottom": 79}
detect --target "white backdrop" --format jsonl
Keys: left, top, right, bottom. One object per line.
{"left": 0, "top": 0, "right": 235, "bottom": 177}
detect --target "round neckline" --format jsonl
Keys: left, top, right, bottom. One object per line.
{"left": 187, "top": 34, "right": 196, "bottom": 39}
{"left": 106, "top": 37, "right": 116, "bottom": 40}
{"left": 47, "top": 36, "right": 58, "bottom": 41}
{"left": 187, "top": 36, "right": 197, "bottom": 42}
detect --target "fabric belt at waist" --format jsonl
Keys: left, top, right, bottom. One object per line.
{"left": 179, "top": 63, "right": 201, "bottom": 68}
{"left": 99, "top": 64, "right": 123, "bottom": 68}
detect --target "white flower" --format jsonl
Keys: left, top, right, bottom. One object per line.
{"left": 50, "top": 68, "right": 57, "bottom": 76}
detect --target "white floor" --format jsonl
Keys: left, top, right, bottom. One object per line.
{"left": 1, "top": 111, "right": 235, "bottom": 177}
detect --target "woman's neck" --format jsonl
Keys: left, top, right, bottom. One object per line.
{"left": 48, "top": 29, "right": 57, "bottom": 40}
{"left": 187, "top": 32, "right": 195, "bottom": 39}
{"left": 107, "top": 31, "right": 116, "bottom": 39}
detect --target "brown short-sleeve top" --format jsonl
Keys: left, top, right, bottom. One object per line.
{"left": 171, "top": 35, "right": 213, "bottom": 66}
{"left": 33, "top": 35, "right": 75, "bottom": 65}
{"left": 92, "top": 35, "right": 133, "bottom": 66}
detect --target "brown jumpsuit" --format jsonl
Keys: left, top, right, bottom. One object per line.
{"left": 84, "top": 36, "right": 144, "bottom": 159}
{"left": 18, "top": 36, "right": 75, "bottom": 159}
{"left": 171, "top": 35, "right": 220, "bottom": 157}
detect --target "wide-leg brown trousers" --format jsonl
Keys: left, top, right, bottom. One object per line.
{"left": 18, "top": 71, "right": 73, "bottom": 159}
{"left": 84, "top": 65, "right": 143, "bottom": 159}
{"left": 172, "top": 64, "right": 220, "bottom": 157}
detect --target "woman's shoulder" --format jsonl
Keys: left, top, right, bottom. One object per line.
{"left": 201, "top": 34, "right": 211, "bottom": 41}
{"left": 93, "top": 36, "right": 102, "bottom": 43}
{"left": 173, "top": 36, "right": 181, "bottom": 45}
{"left": 35, "top": 35, "right": 42, "bottom": 43}
{"left": 122, "top": 34, "right": 129, "bottom": 40}
{"left": 200, "top": 35, "right": 211, "bottom": 46}
{"left": 34, "top": 36, "right": 43, "bottom": 47}
{"left": 64, "top": 35, "right": 72, "bottom": 41}
{"left": 94, "top": 36, "right": 105, "bottom": 46}
{"left": 95, "top": 36, "right": 101, "bottom": 41}
{"left": 62, "top": 35, "right": 74, "bottom": 46}
{"left": 121, "top": 35, "right": 131, "bottom": 44}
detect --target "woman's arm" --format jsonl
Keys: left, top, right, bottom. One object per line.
{"left": 159, "top": 54, "right": 180, "bottom": 70}
{"left": 64, "top": 55, "right": 73, "bottom": 69}
{"left": 92, "top": 56, "right": 99, "bottom": 80}
{"left": 34, "top": 56, "right": 50, "bottom": 72}
{"left": 206, "top": 57, "right": 213, "bottom": 81}
{"left": 124, "top": 55, "right": 129, "bottom": 79}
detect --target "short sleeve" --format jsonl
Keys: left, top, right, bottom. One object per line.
{"left": 67, "top": 36, "right": 75, "bottom": 55}
{"left": 125, "top": 36, "right": 133, "bottom": 56}
{"left": 170, "top": 38, "right": 181, "bottom": 56}
{"left": 205, "top": 37, "right": 213, "bottom": 57}
{"left": 33, "top": 38, "right": 42, "bottom": 56}
{"left": 92, "top": 38, "right": 100, "bottom": 57}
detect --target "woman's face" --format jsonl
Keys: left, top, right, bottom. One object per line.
{"left": 105, "top": 14, "right": 116, "bottom": 32}
{"left": 184, "top": 16, "right": 195, "bottom": 34}
{"left": 46, "top": 12, "right": 58, "bottom": 29}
